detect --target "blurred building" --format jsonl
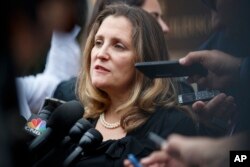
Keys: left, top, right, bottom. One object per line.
{"left": 161, "top": 0, "right": 212, "bottom": 59}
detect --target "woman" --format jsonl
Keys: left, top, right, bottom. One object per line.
{"left": 53, "top": 0, "right": 170, "bottom": 102}
{"left": 75, "top": 3, "right": 197, "bottom": 166}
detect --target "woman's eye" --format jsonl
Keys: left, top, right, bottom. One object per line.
{"left": 95, "top": 40, "right": 103, "bottom": 47}
{"left": 114, "top": 43, "right": 125, "bottom": 50}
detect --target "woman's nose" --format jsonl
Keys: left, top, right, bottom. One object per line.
{"left": 96, "top": 46, "right": 110, "bottom": 60}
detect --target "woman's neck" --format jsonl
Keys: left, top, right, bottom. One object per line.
{"left": 96, "top": 97, "right": 128, "bottom": 141}
{"left": 107, "top": 91, "right": 130, "bottom": 112}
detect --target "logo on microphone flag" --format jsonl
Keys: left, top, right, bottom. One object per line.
{"left": 25, "top": 118, "right": 47, "bottom": 136}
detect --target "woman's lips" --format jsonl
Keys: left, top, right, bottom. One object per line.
{"left": 95, "top": 65, "right": 110, "bottom": 72}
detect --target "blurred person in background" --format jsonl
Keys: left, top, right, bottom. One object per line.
{"left": 199, "top": 0, "right": 250, "bottom": 58}
{"left": 191, "top": 0, "right": 250, "bottom": 134}
{"left": 16, "top": 0, "right": 89, "bottom": 119}
{"left": 1, "top": 0, "right": 83, "bottom": 166}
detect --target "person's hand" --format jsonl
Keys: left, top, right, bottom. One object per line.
{"left": 123, "top": 159, "right": 135, "bottom": 167}
{"left": 138, "top": 134, "right": 223, "bottom": 167}
{"left": 165, "top": 133, "right": 249, "bottom": 167}
{"left": 179, "top": 50, "right": 242, "bottom": 89}
{"left": 192, "top": 93, "right": 237, "bottom": 131}
{"left": 164, "top": 134, "right": 230, "bottom": 167}
{"left": 124, "top": 152, "right": 186, "bottom": 167}
{"left": 140, "top": 150, "right": 187, "bottom": 167}
{"left": 124, "top": 133, "right": 249, "bottom": 167}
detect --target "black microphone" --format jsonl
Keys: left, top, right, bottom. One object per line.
{"left": 38, "top": 97, "right": 65, "bottom": 120}
{"left": 63, "top": 128, "right": 103, "bottom": 167}
{"left": 29, "top": 100, "right": 84, "bottom": 159}
{"left": 33, "top": 118, "right": 93, "bottom": 167}
{"left": 67, "top": 118, "right": 93, "bottom": 143}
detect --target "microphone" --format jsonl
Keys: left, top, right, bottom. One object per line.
{"left": 67, "top": 118, "right": 93, "bottom": 143}
{"left": 63, "top": 128, "right": 103, "bottom": 167}
{"left": 33, "top": 118, "right": 93, "bottom": 167}
{"left": 38, "top": 97, "right": 65, "bottom": 120}
{"left": 24, "top": 97, "right": 65, "bottom": 138}
{"left": 29, "top": 100, "right": 84, "bottom": 159}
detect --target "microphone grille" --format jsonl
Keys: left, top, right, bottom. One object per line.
{"left": 47, "top": 100, "right": 84, "bottom": 134}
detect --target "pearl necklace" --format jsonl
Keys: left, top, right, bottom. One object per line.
{"left": 99, "top": 113, "right": 120, "bottom": 129}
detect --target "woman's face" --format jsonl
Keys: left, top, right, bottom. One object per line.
{"left": 90, "top": 15, "right": 136, "bottom": 95}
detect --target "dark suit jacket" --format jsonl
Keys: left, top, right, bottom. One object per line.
{"left": 53, "top": 77, "right": 77, "bottom": 101}
{"left": 73, "top": 107, "right": 198, "bottom": 167}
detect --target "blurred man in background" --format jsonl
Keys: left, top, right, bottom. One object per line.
{"left": 1, "top": 0, "right": 83, "bottom": 166}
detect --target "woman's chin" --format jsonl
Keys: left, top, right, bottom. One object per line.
{"left": 92, "top": 81, "right": 108, "bottom": 90}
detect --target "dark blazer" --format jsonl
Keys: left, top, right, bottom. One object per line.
{"left": 53, "top": 77, "right": 78, "bottom": 101}
{"left": 73, "top": 107, "right": 198, "bottom": 167}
